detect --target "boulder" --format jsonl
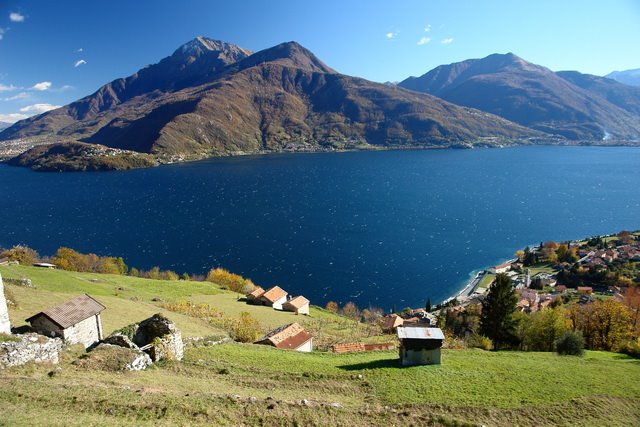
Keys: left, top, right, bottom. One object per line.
{"left": 133, "top": 314, "right": 184, "bottom": 361}
{"left": 0, "top": 333, "right": 63, "bottom": 369}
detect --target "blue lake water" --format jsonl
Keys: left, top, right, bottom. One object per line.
{"left": 1, "top": 146, "right": 640, "bottom": 309}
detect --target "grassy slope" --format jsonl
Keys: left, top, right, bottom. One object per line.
{"left": 1, "top": 265, "right": 640, "bottom": 426}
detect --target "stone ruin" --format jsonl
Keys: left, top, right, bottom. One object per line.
{"left": 93, "top": 314, "right": 184, "bottom": 370}
{"left": 1, "top": 333, "right": 63, "bottom": 369}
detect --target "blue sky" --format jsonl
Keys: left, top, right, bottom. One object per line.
{"left": 1, "top": 0, "right": 639, "bottom": 123}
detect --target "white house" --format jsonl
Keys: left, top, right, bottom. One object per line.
{"left": 255, "top": 322, "right": 313, "bottom": 352}
{"left": 282, "top": 295, "right": 310, "bottom": 315}
{"left": 259, "top": 286, "right": 288, "bottom": 310}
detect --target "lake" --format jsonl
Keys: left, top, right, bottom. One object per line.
{"left": 1, "top": 146, "right": 639, "bottom": 309}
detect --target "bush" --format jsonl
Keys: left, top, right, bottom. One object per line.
{"left": 554, "top": 331, "right": 585, "bottom": 356}
{"left": 467, "top": 334, "right": 493, "bottom": 351}
{"left": 206, "top": 268, "right": 255, "bottom": 293}
{"left": 229, "top": 312, "right": 262, "bottom": 343}
{"left": 0, "top": 245, "right": 40, "bottom": 265}
{"left": 620, "top": 338, "right": 640, "bottom": 358}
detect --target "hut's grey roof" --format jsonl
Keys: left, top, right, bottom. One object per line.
{"left": 396, "top": 326, "right": 444, "bottom": 340}
{"left": 26, "top": 294, "right": 105, "bottom": 329}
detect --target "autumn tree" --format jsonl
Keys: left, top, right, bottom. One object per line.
{"left": 541, "top": 242, "right": 559, "bottom": 263}
{"left": 569, "top": 299, "right": 633, "bottom": 351}
{"left": 0, "top": 245, "right": 40, "bottom": 265}
{"left": 230, "top": 312, "right": 263, "bottom": 343}
{"left": 480, "top": 273, "right": 519, "bottom": 348}
{"left": 518, "top": 307, "right": 569, "bottom": 351}
{"left": 206, "top": 267, "right": 255, "bottom": 293}
{"left": 325, "top": 301, "right": 339, "bottom": 313}
{"left": 342, "top": 301, "right": 361, "bottom": 320}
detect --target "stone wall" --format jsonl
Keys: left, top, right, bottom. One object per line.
{"left": 0, "top": 274, "right": 11, "bottom": 334}
{"left": 0, "top": 333, "right": 63, "bottom": 369}
{"left": 62, "top": 314, "right": 102, "bottom": 348}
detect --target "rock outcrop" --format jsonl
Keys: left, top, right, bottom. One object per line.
{"left": 133, "top": 314, "right": 184, "bottom": 361}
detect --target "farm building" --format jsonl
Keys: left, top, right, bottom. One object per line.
{"left": 397, "top": 326, "right": 444, "bottom": 366}
{"left": 259, "top": 286, "right": 288, "bottom": 310}
{"left": 255, "top": 322, "right": 313, "bottom": 352}
{"left": 26, "top": 294, "right": 105, "bottom": 348}
{"left": 246, "top": 286, "right": 265, "bottom": 304}
{"left": 382, "top": 314, "right": 404, "bottom": 333}
{"left": 282, "top": 295, "right": 310, "bottom": 315}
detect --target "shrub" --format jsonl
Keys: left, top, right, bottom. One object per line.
{"left": 229, "top": 312, "right": 262, "bottom": 343}
{"left": 206, "top": 267, "right": 255, "bottom": 293}
{"left": 467, "top": 334, "right": 493, "bottom": 351}
{"left": 620, "top": 338, "right": 640, "bottom": 359}
{"left": 0, "top": 245, "right": 40, "bottom": 265}
{"left": 554, "top": 331, "right": 585, "bottom": 356}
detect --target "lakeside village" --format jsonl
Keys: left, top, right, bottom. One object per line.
{"left": 1, "top": 230, "right": 640, "bottom": 372}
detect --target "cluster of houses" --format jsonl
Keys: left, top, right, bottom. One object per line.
{"left": 579, "top": 243, "right": 640, "bottom": 268}
{"left": 246, "top": 285, "right": 310, "bottom": 315}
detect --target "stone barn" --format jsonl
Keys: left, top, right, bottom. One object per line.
{"left": 397, "top": 326, "right": 444, "bottom": 366}
{"left": 0, "top": 274, "right": 11, "bottom": 334}
{"left": 26, "top": 294, "right": 105, "bottom": 348}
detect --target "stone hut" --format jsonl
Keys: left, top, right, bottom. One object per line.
{"left": 282, "top": 295, "right": 310, "bottom": 315}
{"left": 397, "top": 326, "right": 444, "bottom": 366}
{"left": 26, "top": 294, "right": 105, "bottom": 348}
{"left": 0, "top": 274, "right": 11, "bottom": 334}
{"left": 259, "top": 286, "right": 288, "bottom": 310}
{"left": 132, "top": 314, "right": 184, "bottom": 361}
{"left": 255, "top": 322, "right": 313, "bottom": 352}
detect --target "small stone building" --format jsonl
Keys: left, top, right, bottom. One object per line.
{"left": 255, "top": 322, "right": 313, "bottom": 352}
{"left": 259, "top": 286, "right": 288, "bottom": 310}
{"left": 0, "top": 274, "right": 11, "bottom": 334}
{"left": 282, "top": 295, "right": 310, "bottom": 315}
{"left": 397, "top": 326, "right": 444, "bottom": 366}
{"left": 26, "top": 294, "right": 105, "bottom": 348}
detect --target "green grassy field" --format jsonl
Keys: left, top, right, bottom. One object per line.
{"left": 1, "top": 265, "right": 640, "bottom": 426}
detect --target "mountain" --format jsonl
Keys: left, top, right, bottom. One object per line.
{"left": 399, "top": 53, "right": 640, "bottom": 141}
{"left": 0, "top": 122, "right": 11, "bottom": 131}
{"left": 606, "top": 68, "right": 640, "bottom": 86}
{"left": 0, "top": 39, "right": 540, "bottom": 169}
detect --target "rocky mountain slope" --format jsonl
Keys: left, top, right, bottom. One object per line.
{"left": 399, "top": 53, "right": 640, "bottom": 141}
{"left": 0, "top": 38, "right": 540, "bottom": 169}
{"left": 606, "top": 68, "right": 640, "bottom": 87}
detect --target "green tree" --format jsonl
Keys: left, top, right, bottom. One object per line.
{"left": 425, "top": 298, "right": 432, "bottom": 312}
{"left": 480, "top": 273, "right": 519, "bottom": 349}
{"left": 518, "top": 307, "right": 569, "bottom": 351}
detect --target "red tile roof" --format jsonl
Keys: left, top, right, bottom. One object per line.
{"left": 283, "top": 295, "right": 309, "bottom": 309}
{"left": 261, "top": 286, "right": 287, "bottom": 303}
{"left": 26, "top": 294, "right": 105, "bottom": 329}
{"left": 247, "top": 286, "right": 265, "bottom": 298}
{"left": 255, "top": 322, "right": 312, "bottom": 350}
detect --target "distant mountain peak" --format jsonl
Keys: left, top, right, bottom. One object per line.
{"left": 234, "top": 40, "right": 336, "bottom": 74}
{"left": 173, "top": 36, "right": 252, "bottom": 59}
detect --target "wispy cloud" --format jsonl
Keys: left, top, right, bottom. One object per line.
{"left": 386, "top": 32, "right": 398, "bottom": 39}
{"left": 9, "top": 12, "right": 25, "bottom": 22}
{"left": 60, "top": 85, "right": 75, "bottom": 91}
{"left": 0, "top": 27, "right": 6, "bottom": 41}
{"left": 417, "top": 36, "right": 431, "bottom": 46}
{"left": 77, "top": 48, "right": 83, "bottom": 52}
{"left": 0, "top": 113, "right": 29, "bottom": 123}
{"left": 424, "top": 24, "right": 432, "bottom": 32}
{"left": 19, "top": 103, "right": 61, "bottom": 114}
{"left": 74, "top": 59, "right": 87, "bottom": 68}
{"left": 441, "top": 38, "right": 454, "bottom": 45}
{"left": 31, "top": 81, "right": 52, "bottom": 91}
{"left": 3, "top": 91, "right": 29, "bottom": 101}
{"left": 0, "top": 83, "right": 17, "bottom": 92}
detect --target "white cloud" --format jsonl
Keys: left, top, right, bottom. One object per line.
{"left": 0, "top": 113, "right": 28, "bottom": 123}
{"left": 441, "top": 38, "right": 454, "bottom": 45}
{"left": 417, "top": 36, "right": 431, "bottom": 46}
{"left": 19, "top": 103, "right": 60, "bottom": 114}
{"left": 77, "top": 48, "right": 83, "bottom": 52}
{"left": 60, "top": 85, "right": 74, "bottom": 91}
{"left": 74, "top": 59, "right": 87, "bottom": 68}
{"left": 9, "top": 12, "right": 25, "bottom": 22}
{"left": 424, "top": 24, "right": 432, "bottom": 32}
{"left": 386, "top": 32, "right": 398, "bottom": 39}
{"left": 0, "top": 27, "right": 6, "bottom": 40}
{"left": 0, "top": 83, "right": 17, "bottom": 92}
{"left": 31, "top": 81, "right": 52, "bottom": 91}
{"left": 4, "top": 91, "right": 29, "bottom": 101}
